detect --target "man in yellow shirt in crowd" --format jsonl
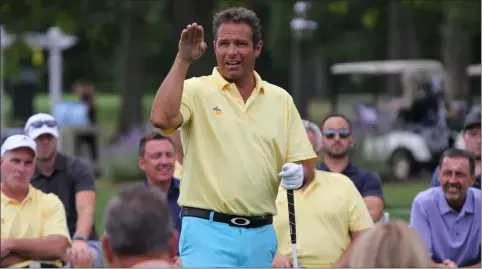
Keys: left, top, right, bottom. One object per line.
{"left": 273, "top": 120, "right": 374, "bottom": 268}
{"left": 150, "top": 7, "right": 316, "bottom": 268}
{"left": 0, "top": 135, "right": 71, "bottom": 268}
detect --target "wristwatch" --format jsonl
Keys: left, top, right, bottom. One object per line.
{"left": 72, "top": 234, "right": 86, "bottom": 241}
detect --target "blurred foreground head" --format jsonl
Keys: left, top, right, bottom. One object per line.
{"left": 102, "top": 185, "right": 178, "bottom": 267}
{"left": 348, "top": 220, "right": 431, "bottom": 268}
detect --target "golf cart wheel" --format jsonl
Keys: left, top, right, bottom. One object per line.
{"left": 389, "top": 149, "right": 414, "bottom": 181}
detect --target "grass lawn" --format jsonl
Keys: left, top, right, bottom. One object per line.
{"left": 94, "top": 181, "right": 430, "bottom": 236}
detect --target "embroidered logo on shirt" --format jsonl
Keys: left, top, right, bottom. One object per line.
{"left": 1, "top": 218, "right": 5, "bottom": 224}
{"left": 213, "top": 106, "right": 223, "bottom": 116}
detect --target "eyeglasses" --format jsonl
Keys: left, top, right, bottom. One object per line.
{"left": 323, "top": 128, "right": 351, "bottom": 139}
{"left": 28, "top": 120, "right": 58, "bottom": 129}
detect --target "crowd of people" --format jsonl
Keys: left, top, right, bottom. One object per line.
{"left": 1, "top": 6, "right": 480, "bottom": 269}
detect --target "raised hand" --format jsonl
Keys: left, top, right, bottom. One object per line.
{"left": 178, "top": 23, "right": 208, "bottom": 62}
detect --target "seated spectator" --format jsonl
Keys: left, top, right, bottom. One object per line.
{"left": 272, "top": 120, "right": 374, "bottom": 268}
{"left": 431, "top": 110, "right": 481, "bottom": 189}
{"left": 102, "top": 185, "right": 179, "bottom": 268}
{"left": 317, "top": 114, "right": 385, "bottom": 221}
{"left": 24, "top": 113, "right": 101, "bottom": 267}
{"left": 137, "top": 131, "right": 181, "bottom": 233}
{"left": 348, "top": 220, "right": 431, "bottom": 267}
{"left": 410, "top": 148, "right": 481, "bottom": 268}
{"left": 1, "top": 135, "right": 71, "bottom": 268}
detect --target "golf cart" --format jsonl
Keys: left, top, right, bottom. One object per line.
{"left": 331, "top": 60, "right": 457, "bottom": 181}
{"left": 454, "top": 64, "right": 481, "bottom": 150}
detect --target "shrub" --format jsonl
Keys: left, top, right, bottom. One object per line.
{"left": 106, "top": 126, "right": 148, "bottom": 183}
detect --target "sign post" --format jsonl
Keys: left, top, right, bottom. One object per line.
{"left": 23, "top": 27, "right": 78, "bottom": 112}
{"left": 1, "top": 25, "right": 16, "bottom": 133}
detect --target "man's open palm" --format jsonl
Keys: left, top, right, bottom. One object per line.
{"left": 178, "top": 23, "right": 207, "bottom": 61}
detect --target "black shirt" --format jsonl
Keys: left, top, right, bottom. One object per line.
{"left": 31, "top": 152, "right": 98, "bottom": 241}
{"left": 318, "top": 162, "right": 384, "bottom": 200}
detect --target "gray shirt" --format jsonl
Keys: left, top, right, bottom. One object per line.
{"left": 31, "top": 152, "right": 98, "bottom": 241}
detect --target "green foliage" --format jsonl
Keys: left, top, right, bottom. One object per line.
{"left": 107, "top": 151, "right": 144, "bottom": 183}
{"left": 361, "top": 8, "right": 378, "bottom": 30}
{"left": 215, "top": 0, "right": 246, "bottom": 10}
{"left": 327, "top": 1, "right": 348, "bottom": 14}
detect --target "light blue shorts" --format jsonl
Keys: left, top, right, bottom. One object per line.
{"left": 179, "top": 215, "right": 278, "bottom": 268}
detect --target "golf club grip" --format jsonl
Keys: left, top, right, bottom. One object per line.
{"left": 287, "top": 189, "right": 297, "bottom": 244}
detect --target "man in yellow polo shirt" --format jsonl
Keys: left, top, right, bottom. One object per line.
{"left": 272, "top": 120, "right": 374, "bottom": 268}
{"left": 150, "top": 7, "right": 316, "bottom": 268}
{"left": 0, "top": 135, "right": 71, "bottom": 268}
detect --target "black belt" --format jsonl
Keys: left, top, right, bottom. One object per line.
{"left": 181, "top": 207, "right": 272, "bottom": 228}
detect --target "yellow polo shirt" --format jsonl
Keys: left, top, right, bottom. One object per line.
{"left": 161, "top": 68, "right": 316, "bottom": 216}
{"left": 1, "top": 185, "right": 71, "bottom": 268}
{"left": 174, "top": 160, "right": 183, "bottom": 179}
{"left": 274, "top": 170, "right": 374, "bottom": 267}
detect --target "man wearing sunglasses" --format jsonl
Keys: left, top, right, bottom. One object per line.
{"left": 24, "top": 113, "right": 102, "bottom": 268}
{"left": 317, "top": 114, "right": 385, "bottom": 222}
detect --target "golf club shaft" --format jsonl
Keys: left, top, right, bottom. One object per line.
{"left": 287, "top": 189, "right": 298, "bottom": 268}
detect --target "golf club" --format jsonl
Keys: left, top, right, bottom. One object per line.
{"left": 287, "top": 189, "right": 298, "bottom": 268}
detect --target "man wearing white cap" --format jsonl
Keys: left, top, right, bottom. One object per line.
{"left": 24, "top": 113, "right": 101, "bottom": 268}
{"left": 1, "top": 135, "right": 71, "bottom": 268}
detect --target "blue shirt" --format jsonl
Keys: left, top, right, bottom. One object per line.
{"left": 144, "top": 177, "right": 182, "bottom": 233}
{"left": 318, "top": 162, "right": 384, "bottom": 200}
{"left": 431, "top": 167, "right": 481, "bottom": 189}
{"left": 410, "top": 187, "right": 481, "bottom": 267}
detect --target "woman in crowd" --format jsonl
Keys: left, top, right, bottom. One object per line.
{"left": 348, "top": 220, "right": 431, "bottom": 268}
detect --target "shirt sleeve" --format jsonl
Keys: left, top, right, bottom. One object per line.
{"left": 360, "top": 172, "right": 384, "bottom": 200}
{"left": 285, "top": 97, "right": 317, "bottom": 163}
{"left": 43, "top": 194, "right": 72, "bottom": 243}
{"left": 409, "top": 194, "right": 432, "bottom": 257}
{"left": 72, "top": 158, "right": 96, "bottom": 193}
{"left": 346, "top": 178, "right": 374, "bottom": 232}
{"left": 160, "top": 80, "right": 196, "bottom": 136}
{"left": 431, "top": 167, "right": 441, "bottom": 187}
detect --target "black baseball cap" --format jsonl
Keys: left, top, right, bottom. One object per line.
{"left": 463, "top": 109, "right": 481, "bottom": 131}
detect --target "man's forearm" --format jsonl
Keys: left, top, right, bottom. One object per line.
{"left": 10, "top": 236, "right": 68, "bottom": 261}
{"left": 75, "top": 208, "right": 95, "bottom": 239}
{"left": 0, "top": 253, "right": 27, "bottom": 267}
{"left": 333, "top": 240, "right": 356, "bottom": 267}
{"left": 363, "top": 197, "right": 384, "bottom": 222}
{"left": 150, "top": 55, "right": 191, "bottom": 128}
{"left": 297, "top": 159, "right": 316, "bottom": 185}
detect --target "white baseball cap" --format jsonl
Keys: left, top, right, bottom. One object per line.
{"left": 24, "top": 113, "right": 59, "bottom": 140}
{"left": 1, "top": 134, "right": 37, "bottom": 157}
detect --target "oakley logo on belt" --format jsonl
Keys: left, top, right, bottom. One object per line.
{"left": 230, "top": 217, "right": 251, "bottom": 226}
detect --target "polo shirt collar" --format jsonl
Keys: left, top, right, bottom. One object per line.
{"left": 437, "top": 187, "right": 474, "bottom": 215}
{"left": 1, "top": 184, "right": 34, "bottom": 205}
{"left": 143, "top": 177, "right": 180, "bottom": 196}
{"left": 32, "top": 152, "right": 66, "bottom": 179}
{"left": 318, "top": 161, "right": 356, "bottom": 175}
{"left": 210, "top": 67, "right": 264, "bottom": 93}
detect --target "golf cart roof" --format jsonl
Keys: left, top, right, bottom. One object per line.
{"left": 466, "top": 64, "right": 481, "bottom": 76}
{"left": 331, "top": 60, "right": 444, "bottom": 75}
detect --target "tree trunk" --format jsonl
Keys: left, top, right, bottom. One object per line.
{"left": 173, "top": 0, "right": 215, "bottom": 78}
{"left": 386, "top": 0, "right": 419, "bottom": 97}
{"left": 117, "top": 1, "right": 146, "bottom": 136}
{"left": 441, "top": 7, "right": 471, "bottom": 101}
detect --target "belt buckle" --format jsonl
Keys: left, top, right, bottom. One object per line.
{"left": 230, "top": 217, "right": 251, "bottom": 226}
